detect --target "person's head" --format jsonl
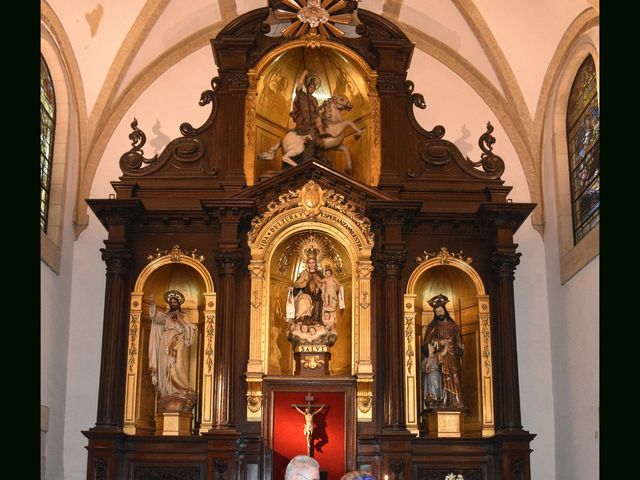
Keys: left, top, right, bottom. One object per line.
{"left": 284, "top": 455, "right": 320, "bottom": 480}
{"left": 305, "top": 76, "right": 319, "bottom": 94}
{"left": 168, "top": 297, "right": 180, "bottom": 311}
{"left": 324, "top": 266, "right": 333, "bottom": 277}
{"left": 340, "top": 471, "right": 375, "bottom": 480}
{"left": 306, "top": 257, "right": 317, "bottom": 272}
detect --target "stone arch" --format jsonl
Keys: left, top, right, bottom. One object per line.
{"left": 403, "top": 249, "right": 494, "bottom": 436}
{"left": 124, "top": 251, "right": 217, "bottom": 434}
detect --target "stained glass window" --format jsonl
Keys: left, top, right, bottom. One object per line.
{"left": 566, "top": 55, "right": 599, "bottom": 244}
{"left": 41, "top": 55, "right": 56, "bottom": 233}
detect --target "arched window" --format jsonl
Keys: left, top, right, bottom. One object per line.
{"left": 566, "top": 55, "right": 599, "bottom": 244}
{"left": 40, "top": 54, "right": 56, "bottom": 232}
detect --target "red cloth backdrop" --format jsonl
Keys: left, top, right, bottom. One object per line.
{"left": 272, "top": 391, "right": 346, "bottom": 480}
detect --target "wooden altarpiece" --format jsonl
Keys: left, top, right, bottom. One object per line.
{"left": 84, "top": 3, "right": 536, "bottom": 480}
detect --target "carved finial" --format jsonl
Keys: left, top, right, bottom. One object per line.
{"left": 463, "top": 121, "right": 505, "bottom": 177}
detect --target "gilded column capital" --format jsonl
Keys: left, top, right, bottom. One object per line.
{"left": 100, "top": 248, "right": 131, "bottom": 275}
{"left": 247, "top": 261, "right": 265, "bottom": 279}
{"left": 490, "top": 252, "right": 522, "bottom": 279}
{"left": 215, "top": 250, "right": 245, "bottom": 275}
{"left": 356, "top": 262, "right": 374, "bottom": 279}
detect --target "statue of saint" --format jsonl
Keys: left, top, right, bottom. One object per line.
{"left": 148, "top": 290, "right": 197, "bottom": 411}
{"left": 289, "top": 69, "right": 325, "bottom": 138}
{"left": 290, "top": 256, "right": 325, "bottom": 327}
{"left": 320, "top": 265, "right": 344, "bottom": 333}
{"left": 421, "top": 294, "right": 464, "bottom": 409}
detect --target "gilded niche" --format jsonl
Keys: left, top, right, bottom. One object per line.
{"left": 269, "top": 231, "right": 352, "bottom": 376}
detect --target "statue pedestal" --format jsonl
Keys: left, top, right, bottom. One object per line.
{"left": 155, "top": 411, "right": 193, "bottom": 436}
{"left": 423, "top": 409, "right": 464, "bottom": 438}
{"left": 294, "top": 345, "right": 330, "bottom": 376}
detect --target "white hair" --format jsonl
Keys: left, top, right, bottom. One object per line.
{"left": 284, "top": 455, "right": 320, "bottom": 480}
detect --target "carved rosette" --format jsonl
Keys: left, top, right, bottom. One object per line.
{"left": 357, "top": 377, "right": 374, "bottom": 415}
{"left": 245, "top": 375, "right": 263, "bottom": 420}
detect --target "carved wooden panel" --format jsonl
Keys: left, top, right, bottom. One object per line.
{"left": 133, "top": 465, "right": 203, "bottom": 480}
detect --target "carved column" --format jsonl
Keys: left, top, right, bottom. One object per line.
{"left": 212, "top": 250, "right": 244, "bottom": 430}
{"left": 95, "top": 246, "right": 131, "bottom": 429}
{"left": 491, "top": 249, "right": 523, "bottom": 431}
{"left": 377, "top": 249, "right": 407, "bottom": 430}
{"left": 369, "top": 201, "right": 421, "bottom": 432}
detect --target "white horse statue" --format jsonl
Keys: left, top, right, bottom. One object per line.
{"left": 258, "top": 95, "right": 363, "bottom": 173}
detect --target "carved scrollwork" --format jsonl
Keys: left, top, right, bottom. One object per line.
{"left": 462, "top": 121, "right": 505, "bottom": 179}
{"left": 203, "top": 313, "right": 215, "bottom": 374}
{"left": 323, "top": 190, "right": 374, "bottom": 245}
{"left": 119, "top": 121, "right": 210, "bottom": 177}
{"left": 119, "top": 118, "right": 159, "bottom": 174}
{"left": 248, "top": 181, "right": 374, "bottom": 247}
{"left": 301, "top": 355, "right": 325, "bottom": 369}
{"left": 416, "top": 246, "right": 472, "bottom": 265}
{"left": 179, "top": 76, "right": 221, "bottom": 136}
{"left": 405, "top": 80, "right": 446, "bottom": 140}
{"left": 405, "top": 316, "right": 415, "bottom": 375}
{"left": 146, "top": 245, "right": 205, "bottom": 263}
{"left": 214, "top": 460, "right": 228, "bottom": 480}
{"left": 128, "top": 314, "right": 139, "bottom": 373}
{"left": 248, "top": 190, "right": 301, "bottom": 243}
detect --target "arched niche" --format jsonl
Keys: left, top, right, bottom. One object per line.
{"left": 404, "top": 249, "right": 494, "bottom": 437}
{"left": 267, "top": 231, "right": 353, "bottom": 376}
{"left": 123, "top": 251, "right": 217, "bottom": 435}
{"left": 245, "top": 180, "right": 374, "bottom": 422}
{"left": 245, "top": 40, "right": 380, "bottom": 186}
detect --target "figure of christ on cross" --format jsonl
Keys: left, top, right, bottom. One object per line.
{"left": 292, "top": 393, "right": 327, "bottom": 457}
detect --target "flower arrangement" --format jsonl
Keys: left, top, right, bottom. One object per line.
{"left": 444, "top": 474, "right": 464, "bottom": 480}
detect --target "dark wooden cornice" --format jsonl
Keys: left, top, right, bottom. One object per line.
{"left": 477, "top": 202, "right": 537, "bottom": 233}
{"left": 85, "top": 199, "right": 145, "bottom": 230}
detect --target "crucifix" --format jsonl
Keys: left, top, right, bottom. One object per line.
{"left": 292, "top": 393, "right": 327, "bottom": 457}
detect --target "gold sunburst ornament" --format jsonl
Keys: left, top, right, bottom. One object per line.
{"left": 275, "top": 0, "right": 354, "bottom": 40}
